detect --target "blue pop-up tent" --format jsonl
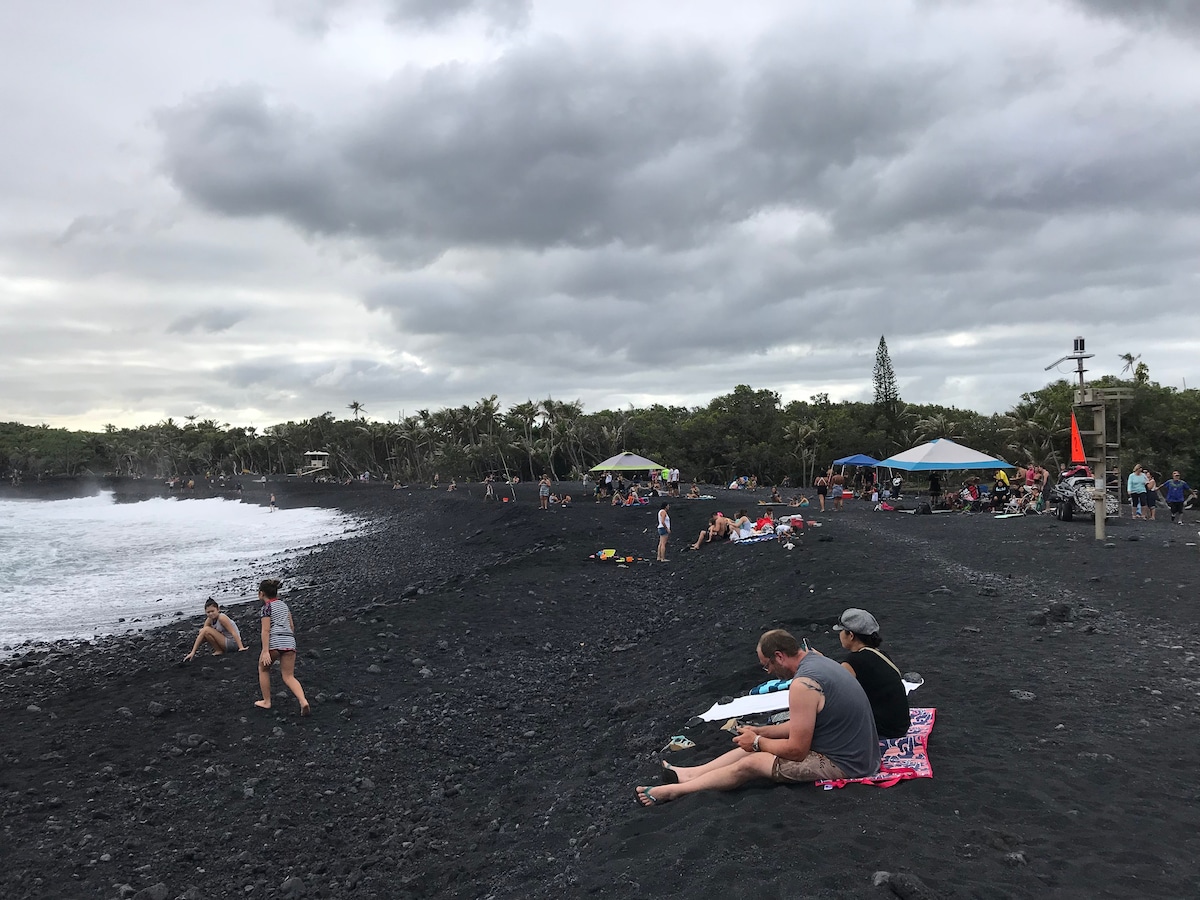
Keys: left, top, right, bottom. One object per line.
{"left": 833, "top": 454, "right": 882, "bottom": 466}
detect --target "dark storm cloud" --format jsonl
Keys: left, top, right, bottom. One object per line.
{"left": 158, "top": 30, "right": 1193, "bottom": 263}
{"left": 158, "top": 43, "right": 741, "bottom": 254}
{"left": 1068, "top": 0, "right": 1200, "bottom": 33}
{"left": 166, "top": 308, "right": 246, "bottom": 334}
{"left": 157, "top": 38, "right": 966, "bottom": 258}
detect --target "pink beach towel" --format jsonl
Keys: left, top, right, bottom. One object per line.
{"left": 816, "top": 707, "right": 936, "bottom": 790}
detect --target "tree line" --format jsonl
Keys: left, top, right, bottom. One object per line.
{"left": 4, "top": 376, "right": 1199, "bottom": 487}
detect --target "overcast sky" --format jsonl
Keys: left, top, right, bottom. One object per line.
{"left": 2, "top": 0, "right": 1198, "bottom": 430}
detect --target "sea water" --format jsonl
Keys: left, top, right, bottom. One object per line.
{"left": 0, "top": 492, "right": 362, "bottom": 650}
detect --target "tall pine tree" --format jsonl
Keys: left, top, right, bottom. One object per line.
{"left": 873, "top": 335, "right": 899, "bottom": 411}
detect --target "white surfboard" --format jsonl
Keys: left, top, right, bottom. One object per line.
{"left": 696, "top": 680, "right": 923, "bottom": 722}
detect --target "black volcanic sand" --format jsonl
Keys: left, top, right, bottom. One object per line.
{"left": 3, "top": 481, "right": 1200, "bottom": 900}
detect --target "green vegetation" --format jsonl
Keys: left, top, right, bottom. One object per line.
{"left": 5, "top": 373, "right": 1198, "bottom": 485}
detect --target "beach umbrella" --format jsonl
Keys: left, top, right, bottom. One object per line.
{"left": 878, "top": 438, "right": 1014, "bottom": 472}
{"left": 589, "top": 451, "right": 667, "bottom": 472}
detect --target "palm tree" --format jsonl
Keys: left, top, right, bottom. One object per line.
{"left": 347, "top": 401, "right": 367, "bottom": 421}
{"left": 915, "top": 413, "right": 964, "bottom": 444}
{"left": 1118, "top": 353, "right": 1141, "bottom": 377}
{"left": 784, "top": 420, "right": 820, "bottom": 486}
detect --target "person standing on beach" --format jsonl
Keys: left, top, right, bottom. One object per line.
{"left": 538, "top": 474, "right": 552, "bottom": 510}
{"left": 656, "top": 502, "right": 671, "bottom": 562}
{"left": 1143, "top": 470, "right": 1158, "bottom": 521}
{"left": 1164, "top": 471, "right": 1191, "bottom": 524}
{"left": 1127, "top": 464, "right": 1147, "bottom": 519}
{"left": 637, "top": 629, "right": 878, "bottom": 805}
{"left": 814, "top": 472, "right": 829, "bottom": 511}
{"left": 830, "top": 472, "right": 845, "bottom": 511}
{"left": 269, "top": 493, "right": 276, "bottom": 512}
{"left": 255, "top": 579, "right": 310, "bottom": 715}
{"left": 184, "top": 599, "right": 247, "bottom": 661}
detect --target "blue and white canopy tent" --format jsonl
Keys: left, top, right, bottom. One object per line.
{"left": 879, "top": 438, "right": 1014, "bottom": 472}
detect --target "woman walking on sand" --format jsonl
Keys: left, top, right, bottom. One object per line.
{"left": 255, "top": 579, "right": 310, "bottom": 715}
{"left": 656, "top": 502, "right": 671, "bottom": 562}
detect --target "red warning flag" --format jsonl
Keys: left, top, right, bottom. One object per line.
{"left": 1069, "top": 412, "right": 1087, "bottom": 464}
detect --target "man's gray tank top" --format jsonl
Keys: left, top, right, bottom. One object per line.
{"left": 795, "top": 652, "right": 880, "bottom": 778}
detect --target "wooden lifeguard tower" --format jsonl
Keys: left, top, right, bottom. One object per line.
{"left": 295, "top": 451, "right": 331, "bottom": 478}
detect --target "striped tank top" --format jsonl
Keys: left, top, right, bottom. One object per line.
{"left": 259, "top": 599, "right": 296, "bottom": 651}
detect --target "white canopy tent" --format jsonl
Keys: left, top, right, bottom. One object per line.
{"left": 589, "top": 452, "right": 667, "bottom": 472}
{"left": 879, "top": 438, "right": 1014, "bottom": 472}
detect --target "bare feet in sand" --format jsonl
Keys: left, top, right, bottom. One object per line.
{"left": 300, "top": 702, "right": 311, "bottom": 716}
{"left": 254, "top": 700, "right": 271, "bottom": 709}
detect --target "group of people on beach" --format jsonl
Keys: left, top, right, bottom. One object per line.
{"left": 637, "top": 608, "right": 911, "bottom": 806}
{"left": 1127, "top": 465, "right": 1192, "bottom": 523}
{"left": 183, "top": 579, "right": 309, "bottom": 715}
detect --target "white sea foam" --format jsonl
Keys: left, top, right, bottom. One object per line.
{"left": 0, "top": 492, "right": 362, "bottom": 650}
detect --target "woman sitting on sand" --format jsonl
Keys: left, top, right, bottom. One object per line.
{"left": 686, "top": 483, "right": 701, "bottom": 499}
{"left": 184, "top": 599, "right": 247, "bottom": 661}
{"left": 729, "top": 509, "right": 752, "bottom": 530}
{"left": 833, "top": 608, "right": 910, "bottom": 739}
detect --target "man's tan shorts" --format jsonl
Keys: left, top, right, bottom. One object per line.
{"left": 770, "top": 752, "right": 847, "bottom": 782}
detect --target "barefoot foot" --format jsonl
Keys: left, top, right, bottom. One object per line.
{"left": 254, "top": 700, "right": 271, "bottom": 709}
{"left": 300, "top": 702, "right": 311, "bottom": 716}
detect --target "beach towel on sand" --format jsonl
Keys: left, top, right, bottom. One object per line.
{"left": 730, "top": 531, "right": 776, "bottom": 544}
{"left": 816, "top": 707, "right": 936, "bottom": 789}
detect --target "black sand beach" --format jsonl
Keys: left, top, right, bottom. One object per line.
{"left": 3, "top": 480, "right": 1200, "bottom": 899}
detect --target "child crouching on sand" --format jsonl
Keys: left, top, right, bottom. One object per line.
{"left": 184, "top": 599, "right": 247, "bottom": 661}
{"left": 255, "top": 578, "right": 310, "bottom": 716}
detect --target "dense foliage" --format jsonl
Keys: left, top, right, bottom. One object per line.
{"left": 5, "top": 375, "right": 1198, "bottom": 486}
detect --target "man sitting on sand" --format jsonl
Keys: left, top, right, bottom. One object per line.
{"left": 636, "top": 629, "right": 879, "bottom": 805}
{"left": 687, "top": 512, "right": 733, "bottom": 549}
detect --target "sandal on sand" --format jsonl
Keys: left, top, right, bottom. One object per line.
{"left": 661, "top": 761, "right": 680, "bottom": 784}
{"left": 636, "top": 786, "right": 662, "bottom": 806}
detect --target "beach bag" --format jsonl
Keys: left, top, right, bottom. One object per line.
{"left": 915, "top": 501, "right": 932, "bottom": 515}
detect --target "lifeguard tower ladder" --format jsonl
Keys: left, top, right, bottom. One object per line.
{"left": 1045, "top": 337, "right": 1132, "bottom": 539}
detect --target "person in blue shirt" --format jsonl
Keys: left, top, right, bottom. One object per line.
{"left": 1162, "top": 471, "right": 1192, "bottom": 525}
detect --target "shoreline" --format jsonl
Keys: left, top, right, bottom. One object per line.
{"left": 3, "top": 483, "right": 1199, "bottom": 898}
{"left": 0, "top": 481, "right": 376, "bottom": 656}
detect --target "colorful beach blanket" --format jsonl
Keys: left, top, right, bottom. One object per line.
{"left": 816, "top": 707, "right": 936, "bottom": 789}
